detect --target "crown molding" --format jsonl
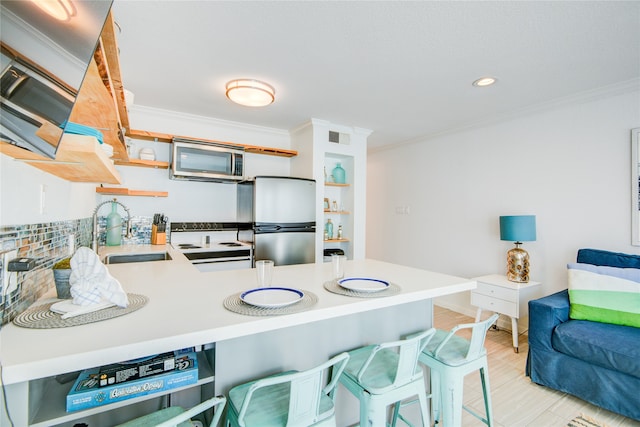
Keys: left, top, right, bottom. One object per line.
{"left": 370, "top": 78, "right": 640, "bottom": 153}
{"left": 130, "top": 104, "right": 290, "bottom": 137}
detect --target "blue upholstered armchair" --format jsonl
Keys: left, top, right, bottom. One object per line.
{"left": 526, "top": 249, "right": 640, "bottom": 421}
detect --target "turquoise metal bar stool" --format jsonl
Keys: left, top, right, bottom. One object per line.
{"left": 339, "top": 328, "right": 437, "bottom": 427}
{"left": 225, "top": 352, "right": 350, "bottom": 427}
{"left": 116, "top": 395, "right": 226, "bottom": 427}
{"left": 418, "top": 313, "right": 499, "bottom": 427}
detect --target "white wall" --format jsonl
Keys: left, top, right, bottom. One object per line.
{"left": 0, "top": 106, "right": 292, "bottom": 227}
{"left": 366, "top": 89, "right": 640, "bottom": 317}
{"left": 0, "top": 155, "right": 96, "bottom": 225}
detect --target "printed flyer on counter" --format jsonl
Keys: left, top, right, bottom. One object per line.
{"left": 66, "top": 349, "right": 198, "bottom": 412}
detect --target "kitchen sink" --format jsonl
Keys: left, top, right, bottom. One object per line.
{"left": 103, "top": 252, "right": 172, "bottom": 264}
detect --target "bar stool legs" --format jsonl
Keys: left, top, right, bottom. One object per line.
{"left": 419, "top": 313, "right": 498, "bottom": 427}
{"left": 429, "top": 356, "right": 492, "bottom": 426}
{"left": 339, "top": 329, "right": 436, "bottom": 427}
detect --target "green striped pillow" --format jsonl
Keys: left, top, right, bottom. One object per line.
{"left": 568, "top": 263, "right": 640, "bottom": 327}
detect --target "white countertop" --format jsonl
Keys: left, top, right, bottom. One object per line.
{"left": 0, "top": 245, "right": 475, "bottom": 385}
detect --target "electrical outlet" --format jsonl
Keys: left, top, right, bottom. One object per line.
{"left": 2, "top": 249, "right": 18, "bottom": 299}
{"left": 68, "top": 233, "right": 75, "bottom": 256}
{"left": 394, "top": 206, "right": 411, "bottom": 215}
{"left": 39, "top": 184, "right": 47, "bottom": 215}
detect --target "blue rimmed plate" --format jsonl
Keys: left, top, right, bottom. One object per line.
{"left": 240, "top": 287, "right": 304, "bottom": 308}
{"left": 338, "top": 277, "right": 390, "bottom": 293}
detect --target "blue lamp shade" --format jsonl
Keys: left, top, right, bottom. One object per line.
{"left": 499, "top": 215, "right": 536, "bottom": 242}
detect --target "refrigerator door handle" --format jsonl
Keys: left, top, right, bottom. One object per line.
{"left": 256, "top": 224, "right": 282, "bottom": 232}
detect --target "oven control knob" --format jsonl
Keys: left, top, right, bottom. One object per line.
{"left": 180, "top": 222, "right": 188, "bottom": 231}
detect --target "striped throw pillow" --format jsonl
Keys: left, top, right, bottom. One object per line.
{"left": 567, "top": 263, "right": 640, "bottom": 328}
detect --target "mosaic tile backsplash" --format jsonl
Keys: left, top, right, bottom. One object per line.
{"left": 0, "top": 216, "right": 154, "bottom": 328}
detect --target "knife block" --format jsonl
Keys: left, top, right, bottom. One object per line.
{"left": 151, "top": 225, "right": 166, "bottom": 245}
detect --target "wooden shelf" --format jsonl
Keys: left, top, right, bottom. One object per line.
{"left": 96, "top": 187, "right": 168, "bottom": 197}
{"left": 126, "top": 129, "right": 298, "bottom": 158}
{"left": 325, "top": 182, "right": 349, "bottom": 187}
{"left": 244, "top": 145, "right": 297, "bottom": 157}
{"left": 324, "top": 239, "right": 350, "bottom": 243}
{"left": 114, "top": 159, "right": 169, "bottom": 169}
{"left": 324, "top": 210, "right": 350, "bottom": 215}
{"left": 0, "top": 135, "right": 121, "bottom": 184}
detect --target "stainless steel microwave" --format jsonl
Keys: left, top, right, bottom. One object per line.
{"left": 170, "top": 138, "right": 244, "bottom": 182}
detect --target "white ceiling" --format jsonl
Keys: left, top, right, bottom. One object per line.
{"left": 111, "top": 1, "right": 640, "bottom": 150}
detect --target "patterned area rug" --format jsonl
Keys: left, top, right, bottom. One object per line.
{"left": 567, "top": 415, "right": 609, "bottom": 427}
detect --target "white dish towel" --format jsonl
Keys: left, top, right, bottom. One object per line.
{"left": 69, "top": 247, "right": 129, "bottom": 307}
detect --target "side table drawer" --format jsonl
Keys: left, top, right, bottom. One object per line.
{"left": 475, "top": 282, "right": 518, "bottom": 302}
{"left": 471, "top": 292, "right": 518, "bottom": 317}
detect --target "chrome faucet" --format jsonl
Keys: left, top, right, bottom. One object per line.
{"left": 92, "top": 198, "right": 133, "bottom": 252}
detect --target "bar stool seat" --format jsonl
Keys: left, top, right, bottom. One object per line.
{"left": 339, "top": 328, "right": 436, "bottom": 427}
{"left": 116, "top": 395, "right": 226, "bottom": 427}
{"left": 225, "top": 352, "right": 349, "bottom": 427}
{"left": 418, "top": 313, "right": 499, "bottom": 427}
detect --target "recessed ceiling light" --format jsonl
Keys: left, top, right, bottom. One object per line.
{"left": 225, "top": 79, "right": 275, "bottom": 107}
{"left": 472, "top": 77, "right": 497, "bottom": 87}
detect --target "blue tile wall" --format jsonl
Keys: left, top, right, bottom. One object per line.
{"left": 0, "top": 216, "right": 154, "bottom": 327}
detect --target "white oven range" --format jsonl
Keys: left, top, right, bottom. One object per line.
{"left": 170, "top": 222, "right": 252, "bottom": 272}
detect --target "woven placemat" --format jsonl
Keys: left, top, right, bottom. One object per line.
{"left": 13, "top": 293, "right": 148, "bottom": 329}
{"left": 223, "top": 290, "right": 318, "bottom": 316}
{"left": 323, "top": 280, "right": 401, "bottom": 298}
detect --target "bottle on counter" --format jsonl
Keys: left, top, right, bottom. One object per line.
{"left": 106, "top": 202, "right": 123, "bottom": 246}
{"left": 325, "top": 219, "right": 334, "bottom": 240}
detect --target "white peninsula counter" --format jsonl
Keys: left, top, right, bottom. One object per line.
{"left": 0, "top": 245, "right": 475, "bottom": 426}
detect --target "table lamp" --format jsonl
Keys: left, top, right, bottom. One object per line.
{"left": 499, "top": 215, "right": 536, "bottom": 283}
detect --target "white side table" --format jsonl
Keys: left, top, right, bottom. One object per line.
{"left": 471, "top": 274, "right": 542, "bottom": 353}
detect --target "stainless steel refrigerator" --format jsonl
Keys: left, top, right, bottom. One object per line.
{"left": 237, "top": 176, "right": 316, "bottom": 266}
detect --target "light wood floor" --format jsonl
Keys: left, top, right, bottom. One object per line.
{"left": 433, "top": 306, "right": 640, "bottom": 427}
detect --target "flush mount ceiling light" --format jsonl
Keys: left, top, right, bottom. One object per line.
{"left": 31, "top": 0, "right": 76, "bottom": 21}
{"left": 472, "top": 76, "right": 497, "bottom": 87}
{"left": 225, "top": 79, "right": 275, "bottom": 107}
